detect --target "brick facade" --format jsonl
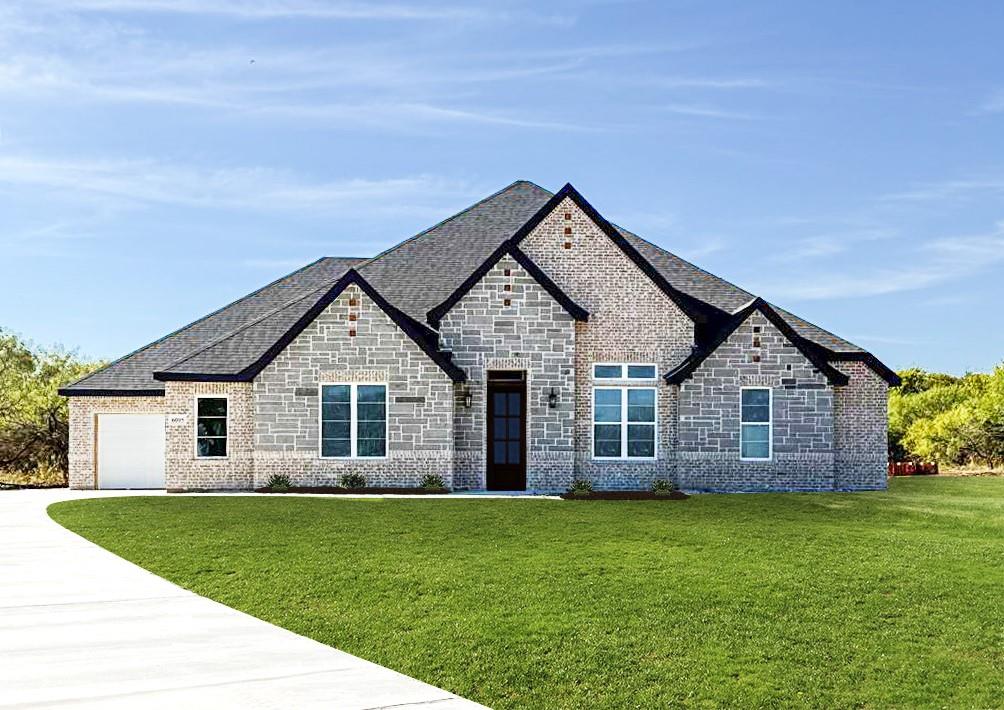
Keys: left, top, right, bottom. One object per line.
{"left": 68, "top": 396, "right": 166, "bottom": 489}
{"left": 65, "top": 197, "right": 890, "bottom": 494}
{"left": 833, "top": 361, "right": 888, "bottom": 490}
{"left": 520, "top": 197, "right": 692, "bottom": 489}
{"left": 164, "top": 381, "right": 254, "bottom": 491}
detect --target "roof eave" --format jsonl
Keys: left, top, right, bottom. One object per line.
{"left": 58, "top": 387, "right": 166, "bottom": 397}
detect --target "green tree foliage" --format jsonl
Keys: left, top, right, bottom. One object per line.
{"left": 891, "top": 365, "right": 1004, "bottom": 468}
{"left": 0, "top": 329, "right": 103, "bottom": 485}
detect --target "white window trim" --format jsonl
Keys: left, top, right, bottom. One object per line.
{"left": 739, "top": 386, "right": 773, "bottom": 462}
{"left": 318, "top": 382, "right": 389, "bottom": 460}
{"left": 194, "top": 394, "right": 229, "bottom": 459}
{"left": 592, "top": 362, "right": 659, "bottom": 381}
{"left": 591, "top": 385, "right": 658, "bottom": 461}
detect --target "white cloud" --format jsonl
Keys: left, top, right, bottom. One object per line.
{"left": 750, "top": 222, "right": 1004, "bottom": 300}
{"left": 773, "top": 229, "right": 895, "bottom": 263}
{"left": 0, "top": 154, "right": 482, "bottom": 213}
{"left": 661, "top": 103, "right": 762, "bottom": 120}
{"left": 37, "top": 0, "right": 557, "bottom": 24}
{"left": 879, "top": 178, "right": 1004, "bottom": 203}
{"left": 976, "top": 89, "right": 1004, "bottom": 114}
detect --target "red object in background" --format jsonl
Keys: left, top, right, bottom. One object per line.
{"left": 888, "top": 461, "right": 939, "bottom": 476}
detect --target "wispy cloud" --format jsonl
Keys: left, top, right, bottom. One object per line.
{"left": 751, "top": 222, "right": 1004, "bottom": 300}
{"left": 879, "top": 178, "right": 1004, "bottom": 203}
{"left": 0, "top": 154, "right": 482, "bottom": 213}
{"left": 41, "top": 0, "right": 564, "bottom": 24}
{"left": 661, "top": 103, "right": 762, "bottom": 120}
{"left": 975, "top": 89, "right": 1004, "bottom": 115}
{"left": 773, "top": 228, "right": 895, "bottom": 263}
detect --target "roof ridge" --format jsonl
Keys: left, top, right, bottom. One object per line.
{"left": 354, "top": 180, "right": 550, "bottom": 274}
{"left": 157, "top": 277, "right": 338, "bottom": 373}
{"left": 66, "top": 256, "right": 339, "bottom": 390}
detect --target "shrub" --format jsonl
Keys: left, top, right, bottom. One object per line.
{"left": 419, "top": 473, "right": 446, "bottom": 490}
{"left": 652, "top": 478, "right": 677, "bottom": 495}
{"left": 341, "top": 472, "right": 367, "bottom": 489}
{"left": 567, "top": 478, "right": 593, "bottom": 496}
{"left": 266, "top": 473, "right": 291, "bottom": 492}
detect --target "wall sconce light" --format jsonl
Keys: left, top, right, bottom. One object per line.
{"left": 464, "top": 390, "right": 473, "bottom": 409}
{"left": 548, "top": 387, "right": 558, "bottom": 409}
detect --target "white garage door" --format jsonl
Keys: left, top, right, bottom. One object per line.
{"left": 96, "top": 414, "right": 166, "bottom": 489}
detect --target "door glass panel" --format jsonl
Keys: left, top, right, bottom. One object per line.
{"left": 493, "top": 393, "right": 507, "bottom": 416}
{"left": 507, "top": 392, "right": 521, "bottom": 415}
{"left": 493, "top": 441, "right": 507, "bottom": 464}
{"left": 508, "top": 441, "right": 520, "bottom": 463}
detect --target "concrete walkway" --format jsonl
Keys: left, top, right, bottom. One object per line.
{"left": 0, "top": 489, "right": 487, "bottom": 709}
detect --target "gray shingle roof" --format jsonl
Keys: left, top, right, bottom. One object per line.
{"left": 62, "top": 180, "right": 868, "bottom": 395}
{"left": 62, "top": 257, "right": 364, "bottom": 393}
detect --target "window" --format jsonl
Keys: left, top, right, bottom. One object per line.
{"left": 195, "top": 396, "right": 227, "bottom": 458}
{"left": 320, "top": 384, "right": 387, "bottom": 458}
{"left": 593, "top": 387, "right": 656, "bottom": 459}
{"left": 593, "top": 363, "right": 657, "bottom": 380}
{"left": 740, "top": 388, "right": 772, "bottom": 460}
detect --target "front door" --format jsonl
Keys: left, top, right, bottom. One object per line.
{"left": 486, "top": 371, "right": 526, "bottom": 491}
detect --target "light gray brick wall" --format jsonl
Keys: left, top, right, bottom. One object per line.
{"left": 253, "top": 284, "right": 454, "bottom": 488}
{"left": 439, "top": 255, "right": 576, "bottom": 490}
{"left": 833, "top": 361, "right": 889, "bottom": 490}
{"left": 677, "top": 311, "right": 836, "bottom": 491}
{"left": 519, "top": 197, "right": 692, "bottom": 489}
{"left": 164, "top": 381, "right": 254, "bottom": 490}
{"left": 67, "top": 396, "right": 166, "bottom": 489}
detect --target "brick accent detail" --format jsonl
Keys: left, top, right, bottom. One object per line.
{"left": 439, "top": 255, "right": 576, "bottom": 490}
{"left": 253, "top": 284, "right": 454, "bottom": 488}
{"left": 677, "top": 311, "right": 836, "bottom": 491}
{"left": 833, "top": 361, "right": 889, "bottom": 490}
{"left": 68, "top": 396, "right": 166, "bottom": 489}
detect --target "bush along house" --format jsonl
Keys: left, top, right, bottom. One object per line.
{"left": 60, "top": 181, "right": 899, "bottom": 493}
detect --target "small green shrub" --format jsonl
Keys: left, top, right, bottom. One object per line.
{"left": 651, "top": 478, "right": 677, "bottom": 495}
{"left": 567, "top": 478, "right": 593, "bottom": 496}
{"left": 419, "top": 474, "right": 446, "bottom": 490}
{"left": 341, "top": 472, "right": 367, "bottom": 489}
{"left": 266, "top": 473, "right": 291, "bottom": 492}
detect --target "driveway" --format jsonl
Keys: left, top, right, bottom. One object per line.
{"left": 0, "top": 489, "right": 486, "bottom": 709}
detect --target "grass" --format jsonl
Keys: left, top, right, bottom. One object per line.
{"left": 50, "top": 478, "right": 1004, "bottom": 709}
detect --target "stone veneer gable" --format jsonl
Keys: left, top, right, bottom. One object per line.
{"left": 252, "top": 283, "right": 454, "bottom": 488}
{"left": 677, "top": 310, "right": 837, "bottom": 492}
{"left": 438, "top": 254, "right": 576, "bottom": 490}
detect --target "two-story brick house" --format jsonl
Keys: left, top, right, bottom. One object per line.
{"left": 60, "top": 181, "right": 898, "bottom": 493}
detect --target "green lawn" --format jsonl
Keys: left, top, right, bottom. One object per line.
{"left": 50, "top": 478, "right": 1004, "bottom": 709}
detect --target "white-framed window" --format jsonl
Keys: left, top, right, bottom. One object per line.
{"left": 195, "top": 395, "right": 228, "bottom": 458}
{"left": 593, "top": 362, "right": 658, "bottom": 380}
{"left": 592, "top": 386, "right": 657, "bottom": 459}
{"left": 740, "top": 387, "right": 772, "bottom": 460}
{"left": 319, "top": 383, "right": 387, "bottom": 458}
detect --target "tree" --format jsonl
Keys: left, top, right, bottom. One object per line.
{"left": 0, "top": 330, "right": 103, "bottom": 484}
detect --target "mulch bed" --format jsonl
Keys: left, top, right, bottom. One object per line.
{"left": 561, "top": 490, "right": 689, "bottom": 500}
{"left": 254, "top": 486, "right": 450, "bottom": 495}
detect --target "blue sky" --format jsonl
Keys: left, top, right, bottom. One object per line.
{"left": 1, "top": 1, "right": 1002, "bottom": 375}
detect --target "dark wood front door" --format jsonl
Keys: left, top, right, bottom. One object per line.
{"left": 486, "top": 372, "right": 526, "bottom": 491}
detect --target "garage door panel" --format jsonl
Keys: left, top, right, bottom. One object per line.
{"left": 97, "top": 414, "right": 165, "bottom": 489}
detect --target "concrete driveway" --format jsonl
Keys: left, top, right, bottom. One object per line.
{"left": 0, "top": 489, "right": 486, "bottom": 709}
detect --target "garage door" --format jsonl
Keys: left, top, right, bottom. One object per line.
{"left": 96, "top": 414, "right": 166, "bottom": 489}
